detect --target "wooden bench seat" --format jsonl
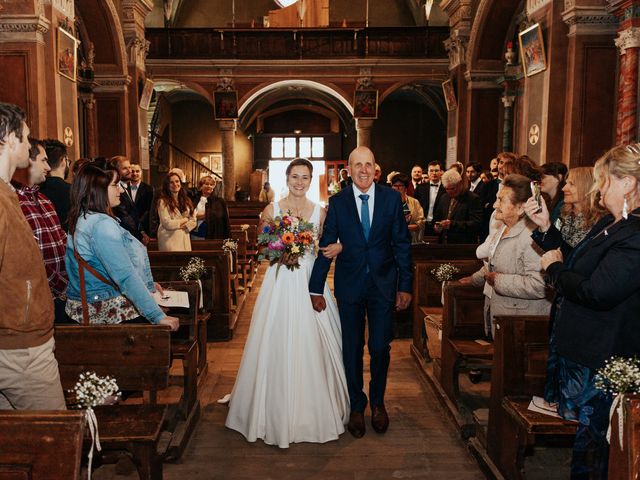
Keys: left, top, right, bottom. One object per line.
{"left": 486, "top": 314, "right": 576, "bottom": 480}
{"left": 439, "top": 281, "right": 486, "bottom": 403}
{"left": 0, "top": 410, "right": 86, "bottom": 480}
{"left": 608, "top": 394, "right": 640, "bottom": 479}
{"left": 55, "top": 324, "right": 172, "bottom": 480}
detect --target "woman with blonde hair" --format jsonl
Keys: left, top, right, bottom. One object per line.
{"left": 530, "top": 145, "right": 640, "bottom": 477}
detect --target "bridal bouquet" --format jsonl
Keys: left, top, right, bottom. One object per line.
{"left": 258, "top": 212, "right": 315, "bottom": 273}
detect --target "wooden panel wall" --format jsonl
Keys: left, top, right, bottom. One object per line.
{"left": 0, "top": 53, "right": 30, "bottom": 117}
{"left": 96, "top": 95, "right": 125, "bottom": 158}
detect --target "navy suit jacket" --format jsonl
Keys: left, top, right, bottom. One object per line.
{"left": 309, "top": 184, "right": 413, "bottom": 304}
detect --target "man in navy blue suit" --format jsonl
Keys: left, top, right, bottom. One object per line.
{"left": 309, "top": 146, "right": 413, "bottom": 438}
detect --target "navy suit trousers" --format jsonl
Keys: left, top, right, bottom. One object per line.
{"left": 338, "top": 274, "right": 394, "bottom": 412}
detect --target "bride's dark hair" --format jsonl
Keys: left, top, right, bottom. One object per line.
{"left": 286, "top": 157, "right": 313, "bottom": 177}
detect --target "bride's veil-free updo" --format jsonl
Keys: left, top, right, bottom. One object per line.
{"left": 286, "top": 157, "right": 313, "bottom": 178}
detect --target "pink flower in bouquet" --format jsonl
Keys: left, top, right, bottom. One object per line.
{"left": 268, "top": 239, "right": 285, "bottom": 251}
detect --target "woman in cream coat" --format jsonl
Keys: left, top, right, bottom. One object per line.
{"left": 157, "top": 172, "right": 197, "bottom": 251}
{"left": 461, "top": 174, "right": 551, "bottom": 337}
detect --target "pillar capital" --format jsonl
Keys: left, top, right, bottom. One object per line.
{"left": 218, "top": 119, "right": 237, "bottom": 131}
{"left": 616, "top": 26, "right": 640, "bottom": 52}
{"left": 444, "top": 29, "right": 469, "bottom": 70}
{"left": 0, "top": 14, "right": 50, "bottom": 44}
{"left": 562, "top": 5, "right": 618, "bottom": 36}
{"left": 122, "top": 0, "right": 154, "bottom": 69}
{"left": 501, "top": 95, "right": 516, "bottom": 108}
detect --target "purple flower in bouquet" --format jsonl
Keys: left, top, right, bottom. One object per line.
{"left": 268, "top": 239, "right": 285, "bottom": 251}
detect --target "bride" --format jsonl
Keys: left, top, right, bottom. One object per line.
{"left": 225, "top": 158, "right": 349, "bottom": 448}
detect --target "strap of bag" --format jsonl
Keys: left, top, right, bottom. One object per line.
{"left": 73, "top": 239, "right": 116, "bottom": 325}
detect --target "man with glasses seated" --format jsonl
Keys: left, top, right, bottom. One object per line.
{"left": 40, "top": 139, "right": 71, "bottom": 230}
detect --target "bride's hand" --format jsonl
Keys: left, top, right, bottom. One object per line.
{"left": 320, "top": 243, "right": 342, "bottom": 259}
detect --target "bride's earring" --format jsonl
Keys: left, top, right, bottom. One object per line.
{"left": 623, "top": 196, "right": 629, "bottom": 220}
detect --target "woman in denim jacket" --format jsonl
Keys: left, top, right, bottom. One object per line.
{"left": 65, "top": 162, "right": 179, "bottom": 330}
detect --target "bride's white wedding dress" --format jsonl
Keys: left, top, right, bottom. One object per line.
{"left": 225, "top": 202, "right": 349, "bottom": 448}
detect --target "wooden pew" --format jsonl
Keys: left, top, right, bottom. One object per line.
{"left": 439, "top": 281, "right": 487, "bottom": 403}
{"left": 158, "top": 280, "right": 202, "bottom": 458}
{"left": 487, "top": 314, "right": 576, "bottom": 480}
{"left": 55, "top": 324, "right": 172, "bottom": 480}
{"left": 152, "top": 266, "right": 214, "bottom": 371}
{"left": 609, "top": 394, "right": 640, "bottom": 480}
{"left": 408, "top": 243, "right": 481, "bottom": 341}
{"left": 148, "top": 250, "right": 238, "bottom": 340}
{"left": 0, "top": 410, "right": 85, "bottom": 480}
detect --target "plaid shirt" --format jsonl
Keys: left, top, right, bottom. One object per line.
{"left": 12, "top": 182, "right": 68, "bottom": 299}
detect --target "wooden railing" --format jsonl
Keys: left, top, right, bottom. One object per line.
{"left": 151, "top": 132, "right": 221, "bottom": 187}
{"left": 146, "top": 26, "right": 449, "bottom": 60}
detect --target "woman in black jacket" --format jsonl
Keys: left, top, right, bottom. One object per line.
{"left": 532, "top": 144, "right": 640, "bottom": 478}
{"left": 191, "top": 175, "right": 231, "bottom": 240}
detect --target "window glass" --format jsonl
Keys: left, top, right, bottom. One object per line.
{"left": 299, "top": 137, "right": 311, "bottom": 158}
{"left": 271, "top": 137, "right": 284, "bottom": 158}
{"left": 311, "top": 137, "right": 324, "bottom": 158}
{"left": 284, "top": 137, "right": 296, "bottom": 158}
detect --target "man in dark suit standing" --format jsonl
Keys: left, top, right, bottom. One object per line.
{"left": 414, "top": 161, "right": 445, "bottom": 235}
{"left": 309, "top": 146, "right": 413, "bottom": 439}
{"left": 466, "top": 162, "right": 486, "bottom": 202}
{"left": 111, "top": 155, "right": 148, "bottom": 244}
{"left": 433, "top": 169, "right": 482, "bottom": 244}
{"left": 39, "top": 139, "right": 71, "bottom": 230}
{"left": 128, "top": 163, "right": 154, "bottom": 240}
{"left": 406, "top": 164, "right": 423, "bottom": 197}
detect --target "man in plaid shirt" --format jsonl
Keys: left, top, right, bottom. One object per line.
{"left": 12, "top": 138, "right": 69, "bottom": 323}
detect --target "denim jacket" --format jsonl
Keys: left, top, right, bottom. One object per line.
{"left": 65, "top": 212, "right": 165, "bottom": 324}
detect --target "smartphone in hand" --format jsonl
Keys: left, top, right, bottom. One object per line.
{"left": 530, "top": 181, "right": 542, "bottom": 213}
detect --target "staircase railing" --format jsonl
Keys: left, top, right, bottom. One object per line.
{"left": 150, "top": 131, "right": 222, "bottom": 187}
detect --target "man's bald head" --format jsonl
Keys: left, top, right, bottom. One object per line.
{"left": 348, "top": 146, "right": 375, "bottom": 192}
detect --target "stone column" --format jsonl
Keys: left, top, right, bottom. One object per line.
{"left": 615, "top": 27, "right": 640, "bottom": 143}
{"left": 501, "top": 94, "right": 516, "bottom": 153}
{"left": 219, "top": 120, "right": 237, "bottom": 201}
{"left": 81, "top": 95, "right": 97, "bottom": 158}
{"left": 355, "top": 118, "right": 374, "bottom": 147}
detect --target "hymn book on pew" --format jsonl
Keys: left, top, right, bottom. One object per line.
{"left": 153, "top": 290, "right": 190, "bottom": 308}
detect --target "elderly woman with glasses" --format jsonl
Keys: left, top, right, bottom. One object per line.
{"left": 528, "top": 144, "right": 640, "bottom": 477}
{"left": 390, "top": 173, "right": 425, "bottom": 244}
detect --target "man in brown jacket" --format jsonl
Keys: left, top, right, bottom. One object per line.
{"left": 0, "top": 102, "right": 65, "bottom": 410}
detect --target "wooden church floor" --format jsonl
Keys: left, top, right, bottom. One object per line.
{"left": 95, "top": 265, "right": 486, "bottom": 480}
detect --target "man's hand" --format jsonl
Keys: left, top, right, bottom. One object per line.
{"left": 484, "top": 271, "right": 497, "bottom": 286}
{"left": 320, "top": 242, "right": 342, "bottom": 259}
{"left": 154, "top": 282, "right": 164, "bottom": 296}
{"left": 141, "top": 232, "right": 151, "bottom": 246}
{"left": 439, "top": 219, "right": 451, "bottom": 230}
{"left": 310, "top": 295, "right": 326, "bottom": 312}
{"left": 395, "top": 292, "right": 412, "bottom": 311}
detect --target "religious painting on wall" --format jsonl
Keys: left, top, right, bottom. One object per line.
{"left": 57, "top": 27, "right": 77, "bottom": 82}
{"left": 518, "top": 23, "right": 547, "bottom": 77}
{"left": 139, "top": 78, "right": 155, "bottom": 110}
{"left": 442, "top": 80, "right": 457, "bottom": 111}
{"left": 353, "top": 89, "right": 378, "bottom": 119}
{"left": 213, "top": 91, "right": 239, "bottom": 120}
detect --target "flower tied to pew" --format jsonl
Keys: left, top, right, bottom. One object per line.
{"left": 179, "top": 256, "right": 206, "bottom": 282}
{"left": 222, "top": 238, "right": 238, "bottom": 253}
{"left": 258, "top": 211, "right": 315, "bottom": 276}
{"left": 595, "top": 356, "right": 640, "bottom": 449}
{"left": 71, "top": 371, "right": 120, "bottom": 480}
{"left": 430, "top": 263, "right": 460, "bottom": 283}
{"left": 240, "top": 224, "right": 250, "bottom": 232}
{"left": 430, "top": 263, "right": 460, "bottom": 305}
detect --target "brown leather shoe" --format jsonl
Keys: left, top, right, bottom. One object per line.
{"left": 347, "top": 411, "right": 366, "bottom": 438}
{"left": 371, "top": 405, "right": 389, "bottom": 434}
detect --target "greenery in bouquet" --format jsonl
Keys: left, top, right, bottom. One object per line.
{"left": 71, "top": 371, "right": 120, "bottom": 409}
{"left": 258, "top": 211, "right": 316, "bottom": 273}
{"left": 179, "top": 256, "right": 206, "bottom": 281}
{"left": 430, "top": 263, "right": 460, "bottom": 283}
{"left": 595, "top": 356, "right": 640, "bottom": 395}
{"left": 222, "top": 238, "right": 238, "bottom": 253}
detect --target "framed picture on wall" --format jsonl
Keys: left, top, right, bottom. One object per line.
{"left": 442, "top": 79, "right": 457, "bottom": 111}
{"left": 57, "top": 27, "right": 77, "bottom": 82}
{"left": 139, "top": 78, "right": 155, "bottom": 110}
{"left": 518, "top": 23, "right": 547, "bottom": 77}
{"left": 210, "top": 153, "right": 222, "bottom": 173}
{"left": 353, "top": 89, "right": 378, "bottom": 119}
{"left": 199, "top": 154, "right": 212, "bottom": 170}
{"left": 213, "top": 91, "right": 239, "bottom": 119}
